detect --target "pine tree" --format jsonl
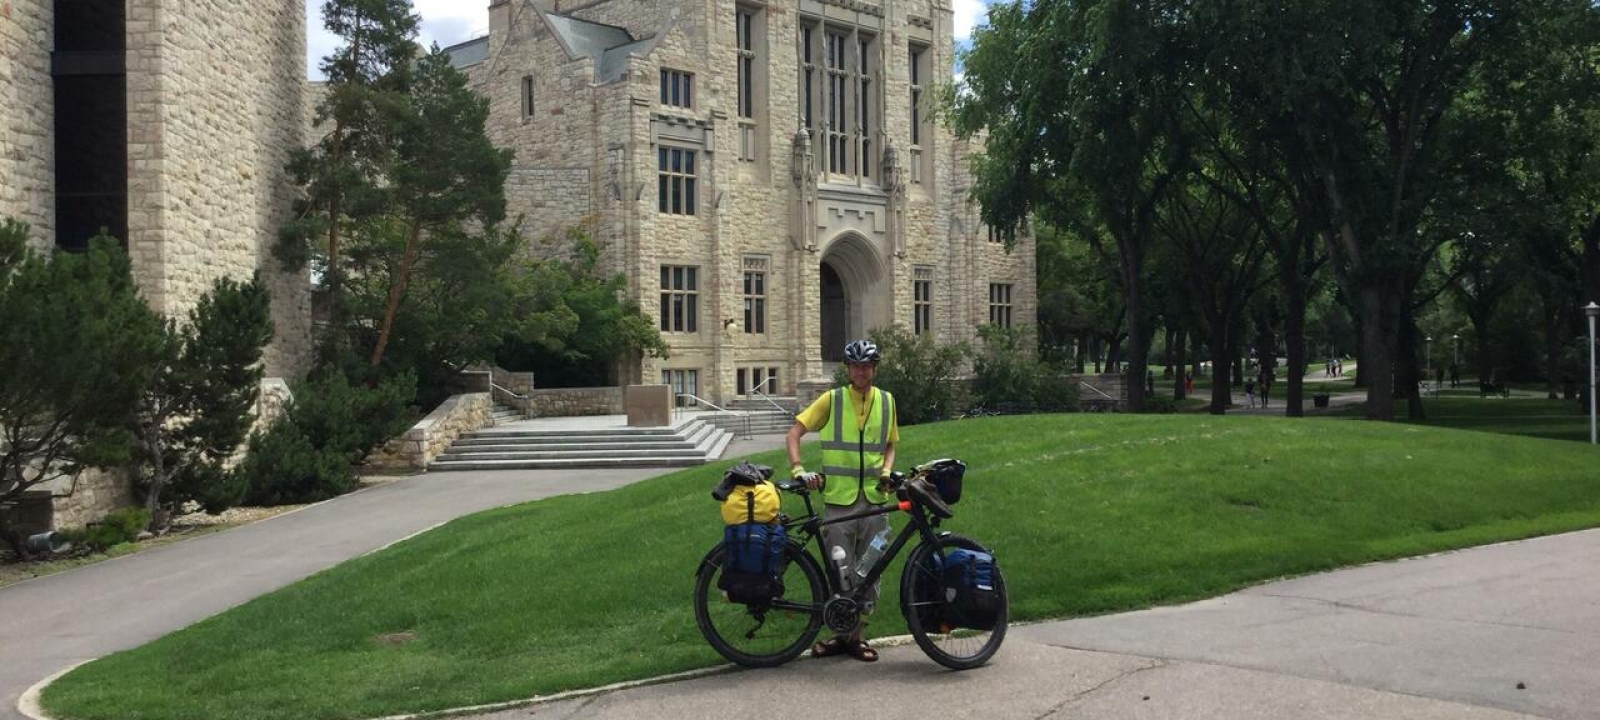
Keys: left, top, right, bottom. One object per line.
{"left": 279, "top": 0, "right": 420, "bottom": 362}
{"left": 0, "top": 220, "right": 163, "bottom": 556}
{"left": 132, "top": 275, "right": 275, "bottom": 531}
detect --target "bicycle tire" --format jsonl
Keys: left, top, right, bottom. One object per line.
{"left": 900, "top": 533, "right": 1008, "bottom": 670}
{"left": 694, "top": 540, "right": 826, "bottom": 668}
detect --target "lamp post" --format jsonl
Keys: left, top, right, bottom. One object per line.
{"left": 1425, "top": 335, "right": 1432, "bottom": 378}
{"left": 1586, "top": 303, "right": 1599, "bottom": 445}
{"left": 1452, "top": 333, "right": 1460, "bottom": 379}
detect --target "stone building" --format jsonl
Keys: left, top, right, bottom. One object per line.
{"left": 1, "top": 0, "right": 312, "bottom": 376}
{"left": 0, "top": 0, "right": 311, "bottom": 530}
{"left": 446, "top": 0, "right": 1035, "bottom": 405}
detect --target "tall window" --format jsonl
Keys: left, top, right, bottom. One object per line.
{"left": 521, "top": 75, "right": 535, "bottom": 119}
{"left": 989, "top": 283, "right": 1014, "bottom": 329}
{"left": 663, "top": 369, "right": 700, "bottom": 407}
{"left": 658, "top": 147, "right": 697, "bottom": 215}
{"left": 800, "top": 25, "right": 815, "bottom": 131}
{"left": 825, "top": 30, "right": 849, "bottom": 175}
{"left": 914, "top": 267, "right": 934, "bottom": 335}
{"left": 660, "top": 69, "right": 693, "bottom": 108}
{"left": 660, "top": 265, "right": 699, "bottom": 333}
{"left": 858, "top": 38, "right": 872, "bottom": 178}
{"left": 736, "top": 6, "right": 764, "bottom": 162}
{"left": 743, "top": 270, "right": 766, "bottom": 333}
{"left": 909, "top": 44, "right": 929, "bottom": 183}
{"left": 737, "top": 8, "right": 756, "bottom": 119}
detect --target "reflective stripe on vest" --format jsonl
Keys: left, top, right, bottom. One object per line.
{"left": 820, "top": 386, "right": 893, "bottom": 506}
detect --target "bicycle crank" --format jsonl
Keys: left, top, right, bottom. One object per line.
{"left": 823, "top": 597, "right": 861, "bottom": 634}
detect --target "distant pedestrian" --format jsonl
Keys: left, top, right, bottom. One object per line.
{"left": 1244, "top": 378, "right": 1256, "bottom": 408}
{"left": 1259, "top": 371, "right": 1272, "bottom": 408}
{"left": 1185, "top": 373, "right": 1194, "bottom": 395}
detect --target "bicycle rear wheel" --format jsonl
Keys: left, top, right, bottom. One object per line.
{"left": 900, "top": 533, "right": 1008, "bottom": 670}
{"left": 694, "top": 541, "right": 825, "bottom": 668}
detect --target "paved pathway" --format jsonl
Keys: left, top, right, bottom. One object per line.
{"left": 469, "top": 529, "right": 1600, "bottom": 720}
{"left": 0, "top": 435, "right": 788, "bottom": 720}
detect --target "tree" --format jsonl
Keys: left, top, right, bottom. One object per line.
{"left": 367, "top": 48, "right": 513, "bottom": 370}
{"left": 132, "top": 275, "right": 274, "bottom": 531}
{"left": 955, "top": 0, "right": 1190, "bottom": 412}
{"left": 280, "top": 0, "right": 420, "bottom": 361}
{"left": 495, "top": 227, "right": 670, "bottom": 388}
{"left": 0, "top": 222, "right": 163, "bottom": 556}
{"left": 1207, "top": 0, "right": 1548, "bottom": 420}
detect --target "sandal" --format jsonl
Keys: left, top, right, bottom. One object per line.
{"left": 847, "top": 640, "right": 879, "bottom": 662}
{"left": 811, "top": 636, "right": 849, "bottom": 658}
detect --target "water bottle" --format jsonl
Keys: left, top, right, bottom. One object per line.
{"left": 855, "top": 527, "right": 890, "bottom": 578}
{"left": 831, "top": 546, "right": 850, "bottom": 578}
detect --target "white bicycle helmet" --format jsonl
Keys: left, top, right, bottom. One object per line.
{"left": 843, "top": 339, "right": 881, "bottom": 365}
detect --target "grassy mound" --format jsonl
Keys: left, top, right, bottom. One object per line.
{"left": 43, "top": 414, "right": 1600, "bottom": 720}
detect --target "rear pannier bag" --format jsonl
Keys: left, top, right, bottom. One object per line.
{"left": 939, "top": 548, "right": 1000, "bottom": 630}
{"left": 718, "top": 523, "right": 786, "bottom": 606}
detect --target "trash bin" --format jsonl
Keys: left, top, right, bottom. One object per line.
{"left": 1313, "top": 394, "right": 1330, "bottom": 408}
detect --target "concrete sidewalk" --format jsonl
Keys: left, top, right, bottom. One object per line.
{"left": 0, "top": 434, "right": 788, "bottom": 720}
{"left": 467, "top": 529, "right": 1600, "bottom": 720}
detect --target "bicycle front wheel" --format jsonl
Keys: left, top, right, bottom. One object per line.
{"left": 900, "top": 533, "right": 1008, "bottom": 670}
{"left": 693, "top": 541, "right": 825, "bottom": 668}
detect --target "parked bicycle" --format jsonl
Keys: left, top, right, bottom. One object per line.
{"left": 693, "top": 459, "right": 1008, "bottom": 670}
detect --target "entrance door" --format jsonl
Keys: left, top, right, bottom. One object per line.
{"left": 820, "top": 262, "right": 846, "bottom": 362}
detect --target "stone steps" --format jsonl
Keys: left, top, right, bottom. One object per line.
{"left": 490, "top": 403, "right": 523, "bottom": 425}
{"left": 429, "top": 418, "right": 732, "bottom": 471}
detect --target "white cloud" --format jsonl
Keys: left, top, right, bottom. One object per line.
{"left": 305, "top": 0, "right": 487, "bottom": 80}
{"left": 953, "top": 0, "right": 987, "bottom": 42}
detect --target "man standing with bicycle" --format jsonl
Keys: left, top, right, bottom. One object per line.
{"left": 785, "top": 339, "right": 899, "bottom": 663}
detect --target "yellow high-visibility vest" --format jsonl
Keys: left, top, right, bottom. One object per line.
{"left": 820, "top": 386, "right": 894, "bottom": 506}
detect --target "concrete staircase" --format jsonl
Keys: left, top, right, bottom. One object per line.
{"left": 429, "top": 417, "right": 733, "bottom": 471}
{"left": 489, "top": 402, "right": 524, "bottom": 425}
{"left": 701, "top": 396, "right": 797, "bottom": 435}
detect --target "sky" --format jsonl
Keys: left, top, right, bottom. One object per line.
{"left": 304, "top": 0, "right": 990, "bottom": 79}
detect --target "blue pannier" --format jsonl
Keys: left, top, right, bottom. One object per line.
{"left": 940, "top": 548, "right": 1000, "bottom": 630}
{"left": 718, "top": 523, "right": 786, "bottom": 606}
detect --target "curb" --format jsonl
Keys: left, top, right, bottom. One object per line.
{"left": 18, "top": 634, "right": 925, "bottom": 720}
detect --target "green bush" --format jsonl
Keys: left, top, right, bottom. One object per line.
{"left": 69, "top": 507, "right": 152, "bottom": 551}
{"left": 234, "top": 371, "right": 417, "bottom": 506}
{"left": 971, "top": 326, "right": 1078, "bottom": 412}
{"left": 235, "top": 419, "right": 357, "bottom": 506}
{"left": 287, "top": 371, "right": 417, "bottom": 464}
{"left": 849, "top": 326, "right": 969, "bottom": 425}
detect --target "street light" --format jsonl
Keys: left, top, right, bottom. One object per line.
{"left": 1425, "top": 335, "right": 1432, "bottom": 378}
{"left": 1586, "top": 302, "right": 1599, "bottom": 445}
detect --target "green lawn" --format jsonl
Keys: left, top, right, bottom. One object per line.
{"left": 1395, "top": 396, "right": 1592, "bottom": 443}
{"left": 44, "top": 414, "right": 1600, "bottom": 720}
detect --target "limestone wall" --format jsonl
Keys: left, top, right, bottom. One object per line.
{"left": 366, "top": 392, "right": 494, "bottom": 472}
{"left": 0, "top": 0, "right": 55, "bottom": 250}
{"left": 125, "top": 0, "right": 312, "bottom": 378}
{"left": 530, "top": 386, "right": 625, "bottom": 416}
{"left": 49, "top": 468, "right": 136, "bottom": 531}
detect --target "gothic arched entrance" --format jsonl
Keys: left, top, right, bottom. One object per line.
{"left": 819, "top": 233, "right": 885, "bottom": 362}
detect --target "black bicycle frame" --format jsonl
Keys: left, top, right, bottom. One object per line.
{"left": 783, "top": 487, "right": 941, "bottom": 603}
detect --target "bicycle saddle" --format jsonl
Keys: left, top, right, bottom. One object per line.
{"left": 906, "top": 477, "right": 953, "bottom": 519}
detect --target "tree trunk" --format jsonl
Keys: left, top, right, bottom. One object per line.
{"left": 1077, "top": 332, "right": 1090, "bottom": 373}
{"left": 1360, "top": 284, "right": 1395, "bottom": 419}
{"left": 1162, "top": 326, "right": 1175, "bottom": 379}
{"left": 371, "top": 218, "right": 425, "bottom": 368}
{"left": 1398, "top": 308, "right": 1424, "bottom": 421}
{"left": 1544, "top": 300, "right": 1562, "bottom": 400}
{"left": 141, "top": 423, "right": 170, "bottom": 533}
{"left": 1208, "top": 322, "right": 1232, "bottom": 415}
{"left": 1123, "top": 260, "right": 1147, "bottom": 413}
{"left": 1191, "top": 331, "right": 1203, "bottom": 379}
{"left": 1172, "top": 328, "right": 1188, "bottom": 401}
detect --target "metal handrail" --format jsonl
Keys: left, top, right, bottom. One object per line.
{"left": 748, "top": 377, "right": 792, "bottom": 415}
{"left": 1078, "top": 381, "right": 1116, "bottom": 401}
{"left": 675, "top": 393, "right": 752, "bottom": 439}
{"left": 465, "top": 370, "right": 527, "bottom": 400}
